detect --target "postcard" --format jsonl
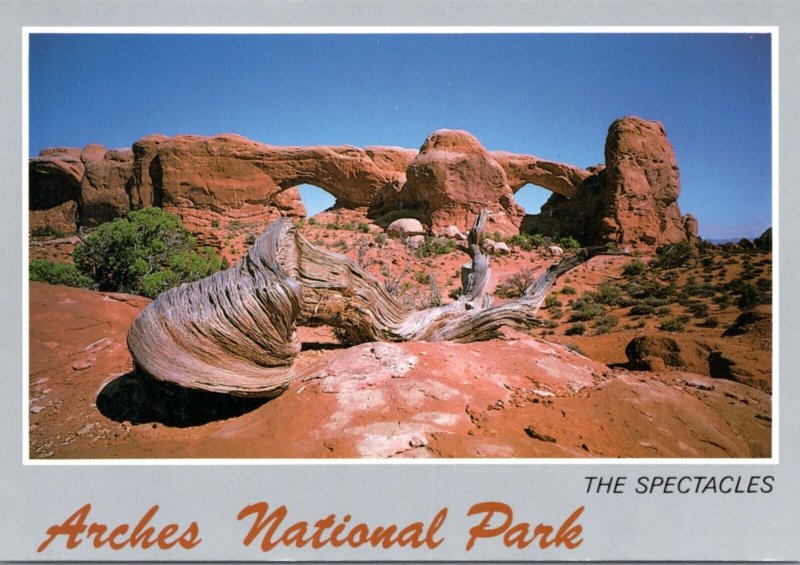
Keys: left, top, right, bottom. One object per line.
{"left": 3, "top": 0, "right": 800, "bottom": 562}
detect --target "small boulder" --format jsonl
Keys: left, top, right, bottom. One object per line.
{"left": 387, "top": 218, "right": 425, "bottom": 238}
{"left": 754, "top": 227, "right": 772, "bottom": 251}
{"left": 72, "top": 359, "right": 94, "bottom": 371}
{"left": 547, "top": 245, "right": 564, "bottom": 257}
{"left": 482, "top": 238, "right": 497, "bottom": 252}
{"left": 494, "top": 242, "right": 511, "bottom": 255}
{"left": 438, "top": 225, "right": 463, "bottom": 239}
{"left": 406, "top": 235, "right": 425, "bottom": 249}
{"left": 625, "top": 336, "right": 683, "bottom": 370}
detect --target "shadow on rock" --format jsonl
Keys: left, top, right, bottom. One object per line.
{"left": 97, "top": 371, "right": 270, "bottom": 428}
{"left": 301, "top": 341, "right": 349, "bottom": 352}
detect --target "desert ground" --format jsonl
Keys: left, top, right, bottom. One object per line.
{"left": 28, "top": 207, "right": 772, "bottom": 459}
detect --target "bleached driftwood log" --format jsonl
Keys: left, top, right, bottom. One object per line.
{"left": 128, "top": 211, "right": 625, "bottom": 396}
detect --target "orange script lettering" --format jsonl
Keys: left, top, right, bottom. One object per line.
{"left": 466, "top": 502, "right": 584, "bottom": 550}
{"left": 37, "top": 503, "right": 201, "bottom": 552}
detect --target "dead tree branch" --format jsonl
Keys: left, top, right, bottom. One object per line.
{"left": 128, "top": 213, "right": 626, "bottom": 396}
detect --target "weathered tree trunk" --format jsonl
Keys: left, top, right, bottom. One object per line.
{"left": 128, "top": 212, "right": 625, "bottom": 396}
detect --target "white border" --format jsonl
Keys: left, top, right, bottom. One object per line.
{"left": 22, "top": 26, "right": 780, "bottom": 466}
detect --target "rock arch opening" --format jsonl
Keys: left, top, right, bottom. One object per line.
{"left": 295, "top": 184, "right": 337, "bottom": 218}
{"left": 514, "top": 183, "right": 554, "bottom": 217}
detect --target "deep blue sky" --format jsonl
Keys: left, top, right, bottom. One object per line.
{"left": 29, "top": 33, "right": 772, "bottom": 239}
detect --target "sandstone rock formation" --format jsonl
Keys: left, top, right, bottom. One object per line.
{"left": 492, "top": 151, "right": 591, "bottom": 198}
{"left": 130, "top": 133, "right": 416, "bottom": 211}
{"left": 624, "top": 330, "right": 771, "bottom": 393}
{"left": 604, "top": 117, "right": 688, "bottom": 245}
{"left": 625, "top": 335, "right": 710, "bottom": 372}
{"left": 370, "top": 130, "right": 592, "bottom": 236}
{"left": 29, "top": 145, "right": 133, "bottom": 233}
{"left": 684, "top": 214, "right": 699, "bottom": 242}
{"left": 29, "top": 148, "right": 84, "bottom": 234}
{"left": 371, "top": 129, "right": 525, "bottom": 235}
{"left": 29, "top": 117, "right": 697, "bottom": 248}
{"left": 524, "top": 117, "right": 695, "bottom": 247}
{"left": 755, "top": 227, "right": 772, "bottom": 251}
{"left": 79, "top": 145, "right": 133, "bottom": 227}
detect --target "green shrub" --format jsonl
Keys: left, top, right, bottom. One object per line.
{"left": 565, "top": 322, "right": 586, "bottom": 336}
{"left": 737, "top": 283, "right": 768, "bottom": 310}
{"left": 72, "top": 207, "right": 225, "bottom": 298}
{"left": 654, "top": 241, "right": 694, "bottom": 269}
{"left": 630, "top": 304, "right": 655, "bottom": 316}
{"left": 139, "top": 270, "right": 182, "bottom": 298}
{"left": 31, "top": 225, "right": 65, "bottom": 239}
{"left": 561, "top": 285, "right": 578, "bottom": 295}
{"left": 713, "top": 294, "right": 732, "bottom": 309}
{"left": 427, "top": 276, "right": 442, "bottom": 308}
{"left": 505, "top": 234, "right": 535, "bottom": 251}
{"left": 169, "top": 248, "right": 226, "bottom": 281}
{"left": 544, "top": 294, "right": 562, "bottom": 309}
{"left": 530, "top": 234, "right": 551, "bottom": 248}
{"left": 415, "top": 236, "right": 456, "bottom": 258}
{"left": 29, "top": 259, "right": 94, "bottom": 288}
{"left": 568, "top": 301, "right": 606, "bottom": 322}
{"left": 586, "top": 281, "right": 624, "bottom": 306}
{"left": 414, "top": 271, "right": 432, "bottom": 285}
{"left": 698, "top": 316, "right": 720, "bottom": 328}
{"left": 495, "top": 269, "right": 536, "bottom": 299}
{"left": 686, "top": 302, "right": 710, "bottom": 318}
{"left": 624, "top": 319, "right": 647, "bottom": 330}
{"left": 661, "top": 271, "right": 679, "bottom": 283}
{"left": 643, "top": 296, "right": 671, "bottom": 307}
{"left": 505, "top": 232, "right": 552, "bottom": 250}
{"left": 627, "top": 280, "right": 675, "bottom": 301}
{"left": 683, "top": 283, "right": 716, "bottom": 298}
{"left": 558, "top": 236, "right": 580, "bottom": 250}
{"left": 659, "top": 315, "right": 690, "bottom": 332}
{"left": 622, "top": 259, "right": 647, "bottom": 277}
{"left": 565, "top": 343, "right": 586, "bottom": 356}
{"left": 448, "top": 287, "right": 465, "bottom": 300}
{"left": 593, "top": 314, "right": 618, "bottom": 335}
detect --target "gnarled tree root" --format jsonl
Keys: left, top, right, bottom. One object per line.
{"left": 128, "top": 212, "right": 625, "bottom": 396}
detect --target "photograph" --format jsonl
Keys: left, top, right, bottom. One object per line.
{"left": 26, "top": 31, "right": 774, "bottom": 460}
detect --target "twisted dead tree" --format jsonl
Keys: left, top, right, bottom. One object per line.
{"left": 128, "top": 210, "right": 626, "bottom": 396}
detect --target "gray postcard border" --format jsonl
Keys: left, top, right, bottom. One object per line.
{"left": 3, "top": 1, "right": 799, "bottom": 562}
